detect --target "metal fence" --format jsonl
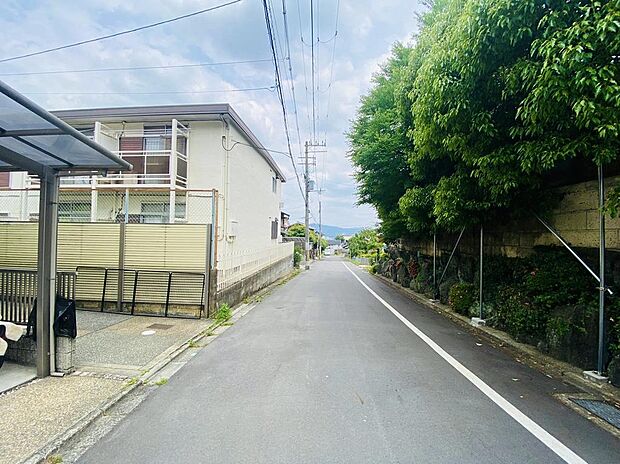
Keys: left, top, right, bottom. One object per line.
{"left": 217, "top": 242, "right": 294, "bottom": 292}
{"left": 0, "top": 269, "right": 76, "bottom": 324}
{"left": 75, "top": 266, "right": 205, "bottom": 319}
{"left": 0, "top": 188, "right": 218, "bottom": 227}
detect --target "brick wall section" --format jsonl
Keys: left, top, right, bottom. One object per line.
{"left": 403, "top": 175, "right": 620, "bottom": 259}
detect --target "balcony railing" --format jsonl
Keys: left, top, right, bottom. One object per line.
{"left": 27, "top": 150, "right": 187, "bottom": 189}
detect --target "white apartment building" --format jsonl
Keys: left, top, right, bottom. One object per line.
{"left": 0, "top": 104, "right": 287, "bottom": 253}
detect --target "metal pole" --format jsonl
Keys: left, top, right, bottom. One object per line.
{"left": 124, "top": 188, "right": 129, "bottom": 224}
{"left": 304, "top": 141, "right": 310, "bottom": 269}
{"left": 36, "top": 171, "right": 58, "bottom": 377}
{"left": 597, "top": 164, "right": 606, "bottom": 375}
{"left": 535, "top": 213, "right": 612, "bottom": 294}
{"left": 433, "top": 232, "right": 437, "bottom": 294}
{"left": 438, "top": 227, "right": 466, "bottom": 287}
{"left": 318, "top": 199, "right": 322, "bottom": 260}
{"left": 479, "top": 225, "right": 484, "bottom": 319}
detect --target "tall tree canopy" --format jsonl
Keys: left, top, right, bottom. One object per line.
{"left": 349, "top": 0, "right": 620, "bottom": 237}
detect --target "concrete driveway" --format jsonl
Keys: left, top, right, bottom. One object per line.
{"left": 75, "top": 311, "right": 211, "bottom": 376}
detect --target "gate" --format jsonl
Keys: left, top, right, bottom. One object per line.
{"left": 0, "top": 268, "right": 76, "bottom": 324}
{"left": 75, "top": 266, "right": 205, "bottom": 319}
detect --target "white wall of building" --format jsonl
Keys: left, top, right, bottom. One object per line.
{"left": 0, "top": 111, "right": 286, "bottom": 263}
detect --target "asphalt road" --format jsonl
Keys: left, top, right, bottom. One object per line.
{"left": 77, "top": 258, "right": 620, "bottom": 464}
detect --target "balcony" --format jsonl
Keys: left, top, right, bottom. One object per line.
{"left": 27, "top": 121, "right": 190, "bottom": 189}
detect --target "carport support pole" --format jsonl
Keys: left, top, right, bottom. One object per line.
{"left": 597, "top": 164, "right": 606, "bottom": 375}
{"left": 36, "top": 171, "right": 59, "bottom": 377}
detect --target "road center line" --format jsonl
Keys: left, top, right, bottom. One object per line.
{"left": 342, "top": 262, "right": 588, "bottom": 464}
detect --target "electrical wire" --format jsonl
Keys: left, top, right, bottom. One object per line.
{"left": 262, "top": 0, "right": 305, "bottom": 202}
{"left": 296, "top": 0, "right": 313, "bottom": 141}
{"left": 281, "top": 0, "right": 305, "bottom": 164}
{"left": 322, "top": 0, "right": 340, "bottom": 145}
{"left": 0, "top": 0, "right": 242, "bottom": 63}
{"left": 23, "top": 86, "right": 275, "bottom": 95}
{"left": 0, "top": 59, "right": 272, "bottom": 77}
{"left": 224, "top": 138, "right": 291, "bottom": 157}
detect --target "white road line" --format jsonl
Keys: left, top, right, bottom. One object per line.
{"left": 342, "top": 263, "right": 588, "bottom": 464}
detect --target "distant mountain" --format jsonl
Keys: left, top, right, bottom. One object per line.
{"left": 309, "top": 224, "right": 364, "bottom": 239}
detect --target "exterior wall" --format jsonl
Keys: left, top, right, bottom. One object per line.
{"left": 223, "top": 124, "right": 282, "bottom": 252}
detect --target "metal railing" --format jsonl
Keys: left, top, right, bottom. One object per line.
{"left": 217, "top": 242, "right": 294, "bottom": 292}
{"left": 0, "top": 269, "right": 76, "bottom": 324}
{"left": 75, "top": 266, "right": 205, "bottom": 319}
{"left": 0, "top": 188, "right": 218, "bottom": 225}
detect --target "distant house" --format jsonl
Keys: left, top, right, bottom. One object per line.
{"left": 0, "top": 104, "right": 287, "bottom": 253}
{"left": 280, "top": 211, "right": 290, "bottom": 234}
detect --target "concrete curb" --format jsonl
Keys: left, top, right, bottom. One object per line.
{"left": 21, "top": 267, "right": 302, "bottom": 464}
{"left": 368, "top": 270, "right": 620, "bottom": 404}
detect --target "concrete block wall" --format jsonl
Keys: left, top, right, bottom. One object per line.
{"left": 216, "top": 256, "right": 293, "bottom": 308}
{"left": 403, "top": 176, "right": 620, "bottom": 260}
{"left": 5, "top": 336, "right": 75, "bottom": 373}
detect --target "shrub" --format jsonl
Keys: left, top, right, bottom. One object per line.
{"left": 493, "top": 286, "right": 547, "bottom": 344}
{"left": 448, "top": 282, "right": 477, "bottom": 315}
{"left": 293, "top": 248, "right": 303, "bottom": 268}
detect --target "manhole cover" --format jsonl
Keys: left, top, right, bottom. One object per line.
{"left": 147, "top": 323, "right": 173, "bottom": 330}
{"left": 571, "top": 398, "right": 620, "bottom": 429}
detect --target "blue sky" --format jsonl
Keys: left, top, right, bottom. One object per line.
{"left": 0, "top": 0, "right": 423, "bottom": 228}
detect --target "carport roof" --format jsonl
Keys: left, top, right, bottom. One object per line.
{"left": 0, "top": 80, "right": 131, "bottom": 176}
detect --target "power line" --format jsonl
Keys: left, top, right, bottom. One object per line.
{"left": 296, "top": 0, "right": 313, "bottom": 141}
{"left": 0, "top": 59, "right": 272, "bottom": 77}
{"left": 23, "top": 86, "right": 275, "bottom": 95}
{"left": 0, "top": 0, "right": 242, "bottom": 64}
{"left": 310, "top": 0, "right": 317, "bottom": 142}
{"left": 262, "top": 0, "right": 305, "bottom": 203}
{"left": 281, "top": 0, "right": 305, "bottom": 164}
{"left": 322, "top": 0, "right": 340, "bottom": 144}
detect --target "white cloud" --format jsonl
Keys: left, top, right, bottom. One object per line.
{"left": 0, "top": 0, "right": 424, "bottom": 228}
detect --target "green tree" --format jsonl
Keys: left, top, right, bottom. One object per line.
{"left": 348, "top": 229, "right": 383, "bottom": 258}
{"left": 350, "top": 0, "right": 620, "bottom": 236}
{"left": 348, "top": 43, "right": 414, "bottom": 241}
{"left": 286, "top": 223, "right": 328, "bottom": 251}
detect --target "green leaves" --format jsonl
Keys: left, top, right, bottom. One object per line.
{"left": 350, "top": 0, "right": 620, "bottom": 235}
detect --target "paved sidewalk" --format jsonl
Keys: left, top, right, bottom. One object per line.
{"left": 0, "top": 374, "right": 124, "bottom": 464}
{"left": 0, "top": 312, "right": 211, "bottom": 463}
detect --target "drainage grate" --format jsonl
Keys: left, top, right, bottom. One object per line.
{"left": 571, "top": 398, "right": 620, "bottom": 429}
{"left": 146, "top": 323, "right": 173, "bottom": 330}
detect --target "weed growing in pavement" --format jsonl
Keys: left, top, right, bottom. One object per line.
{"left": 154, "top": 378, "right": 168, "bottom": 386}
{"left": 188, "top": 339, "right": 200, "bottom": 348}
{"left": 216, "top": 303, "right": 232, "bottom": 323}
{"left": 46, "top": 455, "right": 63, "bottom": 464}
{"left": 125, "top": 377, "right": 140, "bottom": 387}
{"left": 221, "top": 321, "right": 234, "bottom": 326}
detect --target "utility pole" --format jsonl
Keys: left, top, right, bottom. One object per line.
{"left": 301, "top": 140, "right": 326, "bottom": 269}
{"left": 304, "top": 141, "right": 310, "bottom": 270}
{"left": 318, "top": 198, "right": 322, "bottom": 260}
